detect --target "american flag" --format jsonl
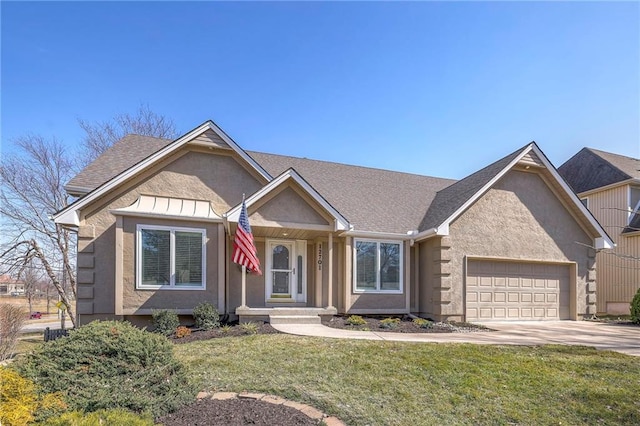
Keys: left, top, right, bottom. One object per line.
{"left": 232, "top": 199, "right": 262, "bottom": 275}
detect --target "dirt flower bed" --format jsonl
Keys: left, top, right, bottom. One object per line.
{"left": 323, "top": 315, "right": 489, "bottom": 333}
{"left": 157, "top": 397, "right": 321, "bottom": 426}
{"left": 171, "top": 322, "right": 280, "bottom": 344}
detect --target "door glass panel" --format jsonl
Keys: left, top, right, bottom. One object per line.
{"left": 272, "top": 271, "right": 290, "bottom": 294}
{"left": 272, "top": 245, "right": 289, "bottom": 269}
{"left": 297, "top": 255, "right": 303, "bottom": 294}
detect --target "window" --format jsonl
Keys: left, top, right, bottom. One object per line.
{"left": 136, "top": 225, "right": 206, "bottom": 289}
{"left": 580, "top": 198, "right": 588, "bottom": 208}
{"left": 629, "top": 187, "right": 640, "bottom": 224}
{"left": 354, "top": 239, "right": 402, "bottom": 293}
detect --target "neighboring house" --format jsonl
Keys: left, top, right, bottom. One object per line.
{"left": 559, "top": 148, "right": 640, "bottom": 315}
{"left": 0, "top": 274, "right": 25, "bottom": 295}
{"left": 54, "top": 121, "right": 612, "bottom": 326}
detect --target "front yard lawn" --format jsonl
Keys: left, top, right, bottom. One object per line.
{"left": 176, "top": 335, "right": 640, "bottom": 425}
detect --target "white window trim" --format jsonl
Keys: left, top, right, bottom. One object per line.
{"left": 136, "top": 224, "right": 207, "bottom": 290}
{"left": 629, "top": 186, "right": 640, "bottom": 225}
{"left": 353, "top": 238, "right": 403, "bottom": 294}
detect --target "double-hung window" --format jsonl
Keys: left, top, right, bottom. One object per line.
{"left": 354, "top": 239, "right": 402, "bottom": 293}
{"left": 136, "top": 225, "right": 206, "bottom": 289}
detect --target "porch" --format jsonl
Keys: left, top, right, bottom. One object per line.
{"left": 236, "top": 306, "right": 338, "bottom": 324}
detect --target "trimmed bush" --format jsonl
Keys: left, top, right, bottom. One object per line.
{"left": 631, "top": 287, "right": 640, "bottom": 324}
{"left": 346, "top": 315, "right": 367, "bottom": 326}
{"left": 0, "top": 304, "right": 27, "bottom": 361}
{"left": 14, "top": 320, "right": 196, "bottom": 418}
{"left": 0, "top": 367, "right": 66, "bottom": 426}
{"left": 151, "top": 309, "right": 180, "bottom": 336}
{"left": 380, "top": 317, "right": 401, "bottom": 329}
{"left": 175, "top": 326, "right": 192, "bottom": 338}
{"left": 240, "top": 321, "right": 259, "bottom": 335}
{"left": 413, "top": 317, "right": 433, "bottom": 329}
{"left": 192, "top": 302, "right": 220, "bottom": 330}
{"left": 42, "top": 409, "right": 154, "bottom": 426}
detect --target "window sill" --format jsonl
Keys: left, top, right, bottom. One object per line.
{"left": 136, "top": 286, "right": 206, "bottom": 291}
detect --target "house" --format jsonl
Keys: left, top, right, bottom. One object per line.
{"left": 54, "top": 121, "right": 613, "bottom": 326}
{"left": 0, "top": 274, "right": 25, "bottom": 296}
{"left": 559, "top": 148, "right": 640, "bottom": 315}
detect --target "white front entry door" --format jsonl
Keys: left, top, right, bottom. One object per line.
{"left": 266, "top": 240, "right": 306, "bottom": 303}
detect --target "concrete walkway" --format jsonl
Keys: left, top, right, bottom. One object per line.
{"left": 271, "top": 321, "right": 640, "bottom": 356}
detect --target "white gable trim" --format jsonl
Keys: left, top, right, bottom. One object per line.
{"left": 54, "top": 121, "right": 272, "bottom": 226}
{"left": 224, "top": 168, "right": 350, "bottom": 232}
{"left": 416, "top": 143, "right": 614, "bottom": 249}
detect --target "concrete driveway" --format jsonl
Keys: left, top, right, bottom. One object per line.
{"left": 271, "top": 321, "right": 640, "bottom": 356}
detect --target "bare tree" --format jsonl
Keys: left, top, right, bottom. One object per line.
{"left": 1, "top": 107, "right": 177, "bottom": 328}
{"left": 0, "top": 135, "right": 78, "bottom": 326}
{"left": 78, "top": 103, "right": 177, "bottom": 167}
{"left": 21, "top": 262, "right": 45, "bottom": 315}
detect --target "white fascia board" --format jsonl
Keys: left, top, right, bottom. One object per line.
{"left": 339, "top": 230, "right": 412, "bottom": 240}
{"left": 54, "top": 209, "right": 80, "bottom": 227}
{"left": 53, "top": 121, "right": 272, "bottom": 225}
{"left": 532, "top": 145, "right": 615, "bottom": 249}
{"left": 225, "top": 169, "right": 350, "bottom": 231}
{"left": 595, "top": 237, "right": 614, "bottom": 250}
{"left": 576, "top": 178, "right": 637, "bottom": 197}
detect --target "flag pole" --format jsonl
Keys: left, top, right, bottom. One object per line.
{"left": 241, "top": 265, "right": 247, "bottom": 308}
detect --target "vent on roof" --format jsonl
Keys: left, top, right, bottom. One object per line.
{"left": 518, "top": 151, "right": 544, "bottom": 168}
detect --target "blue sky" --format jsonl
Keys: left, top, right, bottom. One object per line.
{"left": 2, "top": 1, "right": 639, "bottom": 179}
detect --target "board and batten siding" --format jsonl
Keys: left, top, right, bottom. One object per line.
{"left": 584, "top": 184, "right": 640, "bottom": 314}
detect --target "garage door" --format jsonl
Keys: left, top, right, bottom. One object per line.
{"left": 466, "top": 260, "right": 570, "bottom": 321}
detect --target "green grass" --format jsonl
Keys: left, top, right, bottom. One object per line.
{"left": 175, "top": 335, "right": 640, "bottom": 425}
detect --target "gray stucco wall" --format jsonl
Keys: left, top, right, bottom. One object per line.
{"left": 76, "top": 148, "right": 264, "bottom": 324}
{"left": 435, "top": 170, "right": 595, "bottom": 321}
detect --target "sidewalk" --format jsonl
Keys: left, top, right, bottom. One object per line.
{"left": 271, "top": 321, "right": 640, "bottom": 356}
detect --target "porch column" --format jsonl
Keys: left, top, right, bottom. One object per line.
{"left": 327, "top": 233, "right": 334, "bottom": 309}
{"left": 315, "top": 240, "right": 322, "bottom": 307}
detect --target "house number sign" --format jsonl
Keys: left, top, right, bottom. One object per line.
{"left": 317, "top": 244, "right": 322, "bottom": 271}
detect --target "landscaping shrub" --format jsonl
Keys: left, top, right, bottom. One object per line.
{"left": 380, "top": 317, "right": 401, "bottom": 329}
{"left": 240, "top": 321, "right": 259, "bottom": 335}
{"left": 631, "top": 287, "right": 640, "bottom": 324}
{"left": 14, "top": 320, "right": 196, "bottom": 418}
{"left": 413, "top": 317, "right": 433, "bottom": 329}
{"left": 42, "top": 409, "right": 154, "bottom": 426}
{"left": 192, "top": 301, "right": 220, "bottom": 330}
{"left": 346, "top": 315, "right": 367, "bottom": 326}
{"left": 151, "top": 309, "right": 180, "bottom": 336}
{"left": 0, "top": 304, "right": 27, "bottom": 361}
{"left": 175, "top": 326, "right": 191, "bottom": 338}
{"left": 0, "top": 367, "right": 66, "bottom": 426}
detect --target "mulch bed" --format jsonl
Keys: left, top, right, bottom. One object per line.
{"left": 323, "top": 315, "right": 489, "bottom": 333}
{"left": 156, "top": 398, "right": 321, "bottom": 426}
{"left": 172, "top": 322, "right": 280, "bottom": 344}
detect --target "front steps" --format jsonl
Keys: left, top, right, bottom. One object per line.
{"left": 269, "top": 315, "right": 321, "bottom": 325}
{"left": 236, "top": 306, "right": 337, "bottom": 324}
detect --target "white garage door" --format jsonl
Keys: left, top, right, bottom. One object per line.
{"left": 466, "top": 260, "right": 570, "bottom": 321}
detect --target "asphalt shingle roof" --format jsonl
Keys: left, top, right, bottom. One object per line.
{"left": 247, "top": 152, "right": 455, "bottom": 233}
{"left": 419, "top": 147, "right": 526, "bottom": 231}
{"left": 558, "top": 148, "right": 640, "bottom": 194}
{"left": 65, "top": 134, "right": 173, "bottom": 193}
{"left": 65, "top": 133, "right": 532, "bottom": 234}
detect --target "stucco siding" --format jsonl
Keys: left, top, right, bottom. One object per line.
{"left": 120, "top": 217, "right": 219, "bottom": 312}
{"left": 76, "top": 148, "right": 264, "bottom": 322}
{"left": 585, "top": 185, "right": 640, "bottom": 314}
{"left": 448, "top": 170, "right": 595, "bottom": 319}
{"left": 250, "top": 186, "right": 330, "bottom": 227}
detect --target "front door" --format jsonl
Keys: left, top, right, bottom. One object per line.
{"left": 266, "top": 240, "right": 306, "bottom": 303}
